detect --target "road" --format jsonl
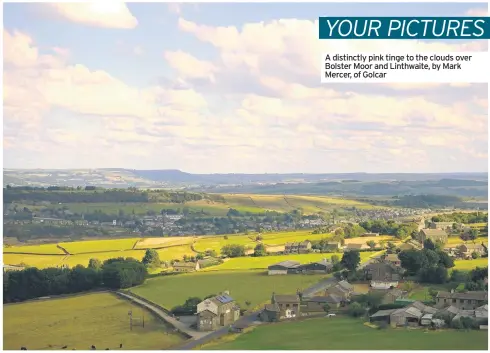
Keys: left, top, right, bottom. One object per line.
{"left": 172, "top": 311, "right": 261, "bottom": 350}
{"left": 116, "top": 292, "right": 207, "bottom": 340}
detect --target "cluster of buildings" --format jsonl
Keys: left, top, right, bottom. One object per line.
{"left": 267, "top": 259, "right": 334, "bottom": 275}
{"left": 370, "top": 290, "right": 488, "bottom": 329}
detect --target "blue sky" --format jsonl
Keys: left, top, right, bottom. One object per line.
{"left": 3, "top": 2, "right": 488, "bottom": 173}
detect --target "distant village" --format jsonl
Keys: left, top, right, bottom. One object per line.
{"left": 4, "top": 202, "right": 434, "bottom": 239}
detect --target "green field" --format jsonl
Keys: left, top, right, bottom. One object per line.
{"left": 41, "top": 194, "right": 380, "bottom": 218}
{"left": 203, "top": 252, "right": 374, "bottom": 271}
{"left": 205, "top": 317, "right": 488, "bottom": 350}
{"left": 3, "top": 292, "right": 184, "bottom": 350}
{"left": 3, "top": 243, "right": 65, "bottom": 255}
{"left": 193, "top": 235, "right": 257, "bottom": 254}
{"left": 453, "top": 258, "right": 488, "bottom": 271}
{"left": 131, "top": 270, "right": 327, "bottom": 310}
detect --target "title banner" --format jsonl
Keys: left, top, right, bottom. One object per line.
{"left": 319, "top": 17, "right": 490, "bottom": 39}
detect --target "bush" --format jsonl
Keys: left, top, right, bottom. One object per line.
{"left": 347, "top": 302, "right": 365, "bottom": 318}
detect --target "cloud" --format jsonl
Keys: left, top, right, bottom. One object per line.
{"left": 466, "top": 8, "right": 488, "bottom": 16}
{"left": 47, "top": 3, "right": 138, "bottom": 29}
{"left": 164, "top": 50, "right": 217, "bottom": 81}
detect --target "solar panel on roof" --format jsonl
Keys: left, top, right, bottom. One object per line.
{"left": 216, "top": 295, "right": 233, "bottom": 303}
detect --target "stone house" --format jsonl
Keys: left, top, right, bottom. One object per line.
{"left": 370, "top": 301, "right": 437, "bottom": 327}
{"left": 271, "top": 293, "right": 301, "bottom": 319}
{"left": 384, "top": 253, "right": 401, "bottom": 267}
{"left": 284, "top": 241, "right": 312, "bottom": 254}
{"left": 196, "top": 294, "right": 240, "bottom": 331}
{"left": 364, "top": 262, "right": 400, "bottom": 289}
{"left": 435, "top": 291, "right": 488, "bottom": 310}
{"left": 324, "top": 280, "right": 354, "bottom": 303}
{"left": 418, "top": 229, "right": 448, "bottom": 245}
{"left": 267, "top": 260, "right": 301, "bottom": 275}
{"left": 173, "top": 261, "right": 200, "bottom": 272}
{"left": 325, "top": 241, "right": 341, "bottom": 251}
{"left": 457, "top": 243, "right": 487, "bottom": 259}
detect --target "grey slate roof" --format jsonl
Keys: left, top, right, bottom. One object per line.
{"left": 437, "top": 291, "right": 488, "bottom": 301}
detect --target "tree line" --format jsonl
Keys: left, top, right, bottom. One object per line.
{"left": 3, "top": 257, "right": 147, "bottom": 303}
{"left": 3, "top": 187, "right": 210, "bottom": 204}
{"left": 432, "top": 212, "right": 488, "bottom": 224}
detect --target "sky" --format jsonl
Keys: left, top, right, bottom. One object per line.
{"left": 3, "top": 2, "right": 488, "bottom": 173}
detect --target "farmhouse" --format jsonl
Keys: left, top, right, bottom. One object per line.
{"left": 270, "top": 293, "right": 301, "bottom": 319}
{"left": 196, "top": 293, "right": 240, "bottom": 331}
{"left": 267, "top": 260, "right": 301, "bottom": 275}
{"left": 364, "top": 262, "right": 400, "bottom": 289}
{"left": 324, "top": 280, "right": 354, "bottom": 303}
{"left": 173, "top": 261, "right": 200, "bottom": 272}
{"left": 384, "top": 253, "right": 401, "bottom": 267}
{"left": 418, "top": 229, "right": 448, "bottom": 245}
{"left": 457, "top": 243, "right": 487, "bottom": 258}
{"left": 325, "top": 241, "right": 341, "bottom": 251}
{"left": 429, "top": 221, "right": 457, "bottom": 231}
{"left": 298, "top": 259, "right": 333, "bottom": 274}
{"left": 284, "top": 241, "right": 312, "bottom": 254}
{"left": 302, "top": 294, "right": 343, "bottom": 311}
{"left": 435, "top": 291, "right": 488, "bottom": 310}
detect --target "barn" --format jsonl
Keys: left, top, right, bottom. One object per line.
{"left": 267, "top": 260, "right": 301, "bottom": 275}
{"left": 298, "top": 259, "right": 333, "bottom": 274}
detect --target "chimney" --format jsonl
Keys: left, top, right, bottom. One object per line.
{"left": 451, "top": 289, "right": 454, "bottom": 294}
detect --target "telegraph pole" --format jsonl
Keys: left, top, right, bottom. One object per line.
{"left": 128, "top": 310, "right": 133, "bottom": 331}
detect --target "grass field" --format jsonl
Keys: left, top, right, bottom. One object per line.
{"left": 204, "top": 317, "right": 488, "bottom": 350}
{"left": 453, "top": 258, "right": 488, "bottom": 271}
{"left": 203, "top": 252, "right": 374, "bottom": 271}
{"left": 193, "top": 235, "right": 257, "bottom": 254}
{"left": 131, "top": 270, "right": 327, "bottom": 310}
{"left": 3, "top": 243, "right": 65, "bottom": 255}
{"left": 49, "top": 194, "right": 381, "bottom": 218}
{"left": 134, "top": 237, "right": 195, "bottom": 249}
{"left": 59, "top": 238, "right": 140, "bottom": 254}
{"left": 3, "top": 292, "right": 183, "bottom": 350}
{"left": 3, "top": 253, "right": 66, "bottom": 269}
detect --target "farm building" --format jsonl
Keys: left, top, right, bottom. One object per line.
{"left": 323, "top": 280, "right": 354, "bottom": 303}
{"left": 325, "top": 241, "right": 341, "bottom": 251}
{"left": 344, "top": 243, "right": 368, "bottom": 251}
{"left": 429, "top": 221, "right": 458, "bottom": 231}
{"left": 418, "top": 229, "right": 448, "bottom": 245}
{"left": 270, "top": 293, "right": 301, "bottom": 319}
{"left": 384, "top": 253, "right": 401, "bottom": 267}
{"left": 173, "top": 261, "right": 200, "bottom": 272}
{"left": 259, "top": 303, "right": 280, "bottom": 322}
{"left": 370, "top": 301, "right": 436, "bottom": 327}
{"left": 364, "top": 262, "right": 400, "bottom": 289}
{"left": 196, "top": 293, "right": 240, "bottom": 331}
{"left": 267, "top": 260, "right": 301, "bottom": 275}
{"left": 284, "top": 241, "right": 312, "bottom": 254}
{"left": 3, "top": 265, "right": 25, "bottom": 272}
{"left": 457, "top": 243, "right": 487, "bottom": 258}
{"left": 303, "top": 294, "right": 343, "bottom": 310}
{"left": 369, "top": 288, "right": 405, "bottom": 305}
{"left": 435, "top": 291, "right": 488, "bottom": 310}
{"left": 361, "top": 233, "right": 379, "bottom": 237}
{"left": 298, "top": 259, "right": 333, "bottom": 274}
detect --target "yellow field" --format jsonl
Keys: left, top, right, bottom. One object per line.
{"left": 3, "top": 253, "right": 66, "bottom": 269}
{"left": 134, "top": 236, "right": 195, "bottom": 249}
{"left": 203, "top": 252, "right": 375, "bottom": 271}
{"left": 3, "top": 244, "right": 65, "bottom": 255}
{"left": 344, "top": 235, "right": 398, "bottom": 245}
{"left": 261, "top": 230, "right": 331, "bottom": 246}
{"left": 3, "top": 292, "right": 183, "bottom": 350}
{"left": 193, "top": 235, "right": 256, "bottom": 254}
{"left": 453, "top": 258, "right": 488, "bottom": 271}
{"left": 59, "top": 238, "right": 140, "bottom": 254}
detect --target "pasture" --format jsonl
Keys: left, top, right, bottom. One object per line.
{"left": 204, "top": 252, "right": 374, "bottom": 271}
{"left": 59, "top": 238, "right": 140, "bottom": 254}
{"left": 131, "top": 270, "right": 327, "bottom": 310}
{"left": 204, "top": 317, "right": 488, "bottom": 350}
{"left": 193, "top": 235, "right": 257, "bottom": 254}
{"left": 453, "top": 258, "right": 488, "bottom": 271}
{"left": 3, "top": 243, "right": 65, "bottom": 255}
{"left": 3, "top": 292, "right": 184, "bottom": 350}
{"left": 3, "top": 253, "right": 66, "bottom": 269}
{"left": 133, "top": 236, "right": 195, "bottom": 249}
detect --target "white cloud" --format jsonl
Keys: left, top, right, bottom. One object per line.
{"left": 47, "top": 3, "right": 138, "bottom": 29}
{"left": 164, "top": 50, "right": 216, "bottom": 81}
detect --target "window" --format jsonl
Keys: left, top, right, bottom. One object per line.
{"left": 453, "top": 299, "right": 456, "bottom": 303}
{"left": 460, "top": 299, "right": 464, "bottom": 304}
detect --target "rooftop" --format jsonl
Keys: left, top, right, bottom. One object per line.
{"left": 271, "top": 260, "right": 301, "bottom": 268}
{"left": 437, "top": 291, "right": 488, "bottom": 301}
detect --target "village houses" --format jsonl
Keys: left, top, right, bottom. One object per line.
{"left": 284, "top": 241, "right": 312, "bottom": 254}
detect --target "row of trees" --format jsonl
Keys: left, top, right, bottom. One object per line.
{"left": 4, "top": 188, "right": 207, "bottom": 204}
{"left": 432, "top": 212, "right": 488, "bottom": 224}
{"left": 3, "top": 257, "right": 147, "bottom": 303}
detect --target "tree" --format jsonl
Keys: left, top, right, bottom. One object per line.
{"left": 341, "top": 250, "right": 361, "bottom": 271}
{"left": 205, "top": 249, "right": 217, "bottom": 258}
{"left": 323, "top": 303, "right": 331, "bottom": 313}
{"left": 253, "top": 243, "right": 267, "bottom": 257}
{"left": 424, "top": 239, "right": 436, "bottom": 250}
{"left": 331, "top": 255, "right": 340, "bottom": 265}
{"left": 399, "top": 250, "right": 429, "bottom": 275}
{"left": 469, "top": 229, "right": 479, "bottom": 241}
{"left": 221, "top": 244, "right": 246, "bottom": 258}
{"left": 366, "top": 240, "right": 376, "bottom": 249}
{"left": 335, "top": 228, "right": 344, "bottom": 237}
{"left": 423, "top": 249, "right": 440, "bottom": 266}
{"left": 472, "top": 251, "right": 481, "bottom": 259}
{"left": 437, "top": 250, "right": 455, "bottom": 268}
{"left": 88, "top": 258, "right": 102, "bottom": 270}
{"left": 347, "top": 302, "right": 365, "bottom": 318}
{"left": 102, "top": 258, "right": 147, "bottom": 289}
{"left": 142, "top": 249, "right": 161, "bottom": 268}
{"left": 401, "top": 281, "right": 415, "bottom": 292}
